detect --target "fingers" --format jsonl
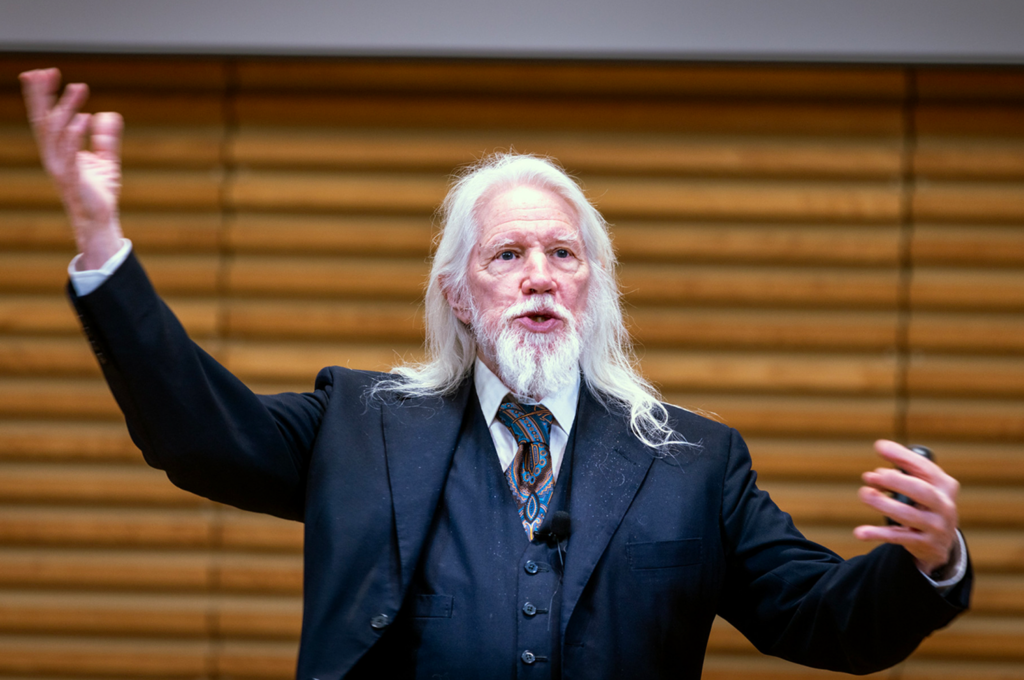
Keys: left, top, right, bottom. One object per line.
{"left": 20, "top": 68, "right": 94, "bottom": 184}
{"left": 857, "top": 483, "right": 951, "bottom": 533}
{"left": 91, "top": 112, "right": 123, "bottom": 162}
{"left": 19, "top": 69, "right": 121, "bottom": 164}
{"left": 49, "top": 82, "right": 90, "bottom": 139}
{"left": 19, "top": 67, "right": 61, "bottom": 128}
{"left": 55, "top": 112, "right": 89, "bottom": 204}
{"left": 872, "top": 439, "right": 960, "bottom": 500}
{"left": 855, "top": 440, "right": 960, "bottom": 573}
{"left": 20, "top": 69, "right": 125, "bottom": 258}
{"left": 852, "top": 522, "right": 952, "bottom": 571}
{"left": 861, "top": 467, "right": 949, "bottom": 514}
{"left": 873, "top": 440, "right": 935, "bottom": 478}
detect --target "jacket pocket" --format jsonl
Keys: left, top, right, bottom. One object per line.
{"left": 627, "top": 538, "right": 702, "bottom": 570}
{"left": 412, "top": 593, "right": 454, "bottom": 618}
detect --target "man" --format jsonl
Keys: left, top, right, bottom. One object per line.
{"left": 21, "top": 68, "right": 969, "bottom": 679}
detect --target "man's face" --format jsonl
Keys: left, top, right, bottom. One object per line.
{"left": 453, "top": 184, "right": 591, "bottom": 386}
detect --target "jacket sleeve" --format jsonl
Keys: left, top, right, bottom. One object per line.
{"left": 68, "top": 251, "right": 329, "bottom": 521}
{"left": 716, "top": 428, "right": 971, "bottom": 674}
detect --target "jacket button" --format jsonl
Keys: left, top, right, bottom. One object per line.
{"left": 524, "top": 560, "right": 539, "bottom": 574}
{"left": 522, "top": 602, "right": 537, "bottom": 616}
{"left": 521, "top": 650, "right": 536, "bottom": 664}
{"left": 369, "top": 614, "right": 390, "bottom": 630}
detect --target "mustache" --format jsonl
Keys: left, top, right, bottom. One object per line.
{"left": 500, "top": 296, "right": 574, "bottom": 325}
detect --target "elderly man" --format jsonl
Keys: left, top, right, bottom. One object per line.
{"left": 21, "top": 68, "right": 969, "bottom": 680}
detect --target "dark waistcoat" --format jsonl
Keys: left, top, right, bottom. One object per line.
{"left": 350, "top": 391, "right": 575, "bottom": 679}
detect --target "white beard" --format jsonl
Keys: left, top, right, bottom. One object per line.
{"left": 473, "top": 296, "right": 583, "bottom": 401}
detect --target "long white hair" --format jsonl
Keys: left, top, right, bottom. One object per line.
{"left": 383, "top": 153, "right": 687, "bottom": 450}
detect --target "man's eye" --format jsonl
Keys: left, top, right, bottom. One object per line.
{"left": 554, "top": 249, "right": 570, "bottom": 258}
{"left": 498, "top": 251, "right": 516, "bottom": 261}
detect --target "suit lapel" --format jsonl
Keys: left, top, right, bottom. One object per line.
{"left": 381, "top": 380, "right": 472, "bottom": 592}
{"left": 562, "top": 387, "right": 655, "bottom": 633}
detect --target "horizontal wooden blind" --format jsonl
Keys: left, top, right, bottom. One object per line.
{"left": 0, "top": 56, "right": 1021, "bottom": 679}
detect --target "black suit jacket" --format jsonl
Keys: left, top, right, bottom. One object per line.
{"left": 70, "top": 253, "right": 971, "bottom": 679}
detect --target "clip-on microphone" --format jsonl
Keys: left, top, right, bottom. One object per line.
{"left": 534, "top": 510, "right": 572, "bottom": 568}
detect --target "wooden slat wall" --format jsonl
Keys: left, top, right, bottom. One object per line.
{"left": 0, "top": 56, "right": 1020, "bottom": 679}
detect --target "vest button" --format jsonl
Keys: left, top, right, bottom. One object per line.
{"left": 524, "top": 560, "right": 539, "bottom": 574}
{"left": 369, "top": 614, "right": 390, "bottom": 630}
{"left": 521, "top": 650, "right": 537, "bottom": 664}
{"left": 522, "top": 602, "right": 538, "bottom": 616}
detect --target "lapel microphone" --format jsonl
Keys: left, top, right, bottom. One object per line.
{"left": 534, "top": 510, "right": 572, "bottom": 570}
{"left": 534, "top": 510, "right": 571, "bottom": 546}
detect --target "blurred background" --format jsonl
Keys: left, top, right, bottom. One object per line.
{"left": 0, "top": 2, "right": 1022, "bottom": 678}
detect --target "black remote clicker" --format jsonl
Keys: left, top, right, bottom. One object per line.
{"left": 885, "top": 445, "right": 934, "bottom": 527}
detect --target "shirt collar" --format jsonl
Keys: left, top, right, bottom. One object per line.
{"left": 473, "top": 357, "right": 580, "bottom": 434}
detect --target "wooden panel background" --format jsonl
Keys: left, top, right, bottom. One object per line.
{"left": 0, "top": 55, "right": 1021, "bottom": 679}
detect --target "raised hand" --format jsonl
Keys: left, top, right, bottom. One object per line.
{"left": 854, "top": 439, "right": 961, "bottom": 576}
{"left": 20, "top": 68, "right": 125, "bottom": 270}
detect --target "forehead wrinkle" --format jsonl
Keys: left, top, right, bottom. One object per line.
{"left": 483, "top": 211, "right": 577, "bottom": 232}
{"left": 477, "top": 187, "right": 578, "bottom": 226}
{"left": 474, "top": 184, "right": 584, "bottom": 253}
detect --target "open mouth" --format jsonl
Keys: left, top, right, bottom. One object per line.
{"left": 514, "top": 310, "right": 563, "bottom": 331}
{"left": 503, "top": 298, "right": 570, "bottom": 332}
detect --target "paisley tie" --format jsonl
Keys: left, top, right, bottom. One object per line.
{"left": 497, "top": 395, "right": 555, "bottom": 539}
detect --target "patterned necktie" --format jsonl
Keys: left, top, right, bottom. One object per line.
{"left": 497, "top": 394, "right": 555, "bottom": 540}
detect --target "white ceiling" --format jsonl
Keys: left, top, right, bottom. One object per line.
{"left": 1, "top": 0, "right": 1022, "bottom": 63}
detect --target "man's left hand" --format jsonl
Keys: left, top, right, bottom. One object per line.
{"left": 854, "top": 439, "right": 960, "bottom": 575}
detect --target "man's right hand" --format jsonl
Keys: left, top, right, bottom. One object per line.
{"left": 20, "top": 68, "right": 125, "bottom": 271}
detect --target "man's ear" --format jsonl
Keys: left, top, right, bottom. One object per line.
{"left": 442, "top": 281, "right": 472, "bottom": 325}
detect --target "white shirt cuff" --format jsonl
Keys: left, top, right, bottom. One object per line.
{"left": 920, "top": 530, "right": 968, "bottom": 590}
{"left": 68, "top": 239, "right": 133, "bottom": 297}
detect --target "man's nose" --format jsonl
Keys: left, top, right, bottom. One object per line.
{"left": 521, "top": 251, "right": 555, "bottom": 294}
